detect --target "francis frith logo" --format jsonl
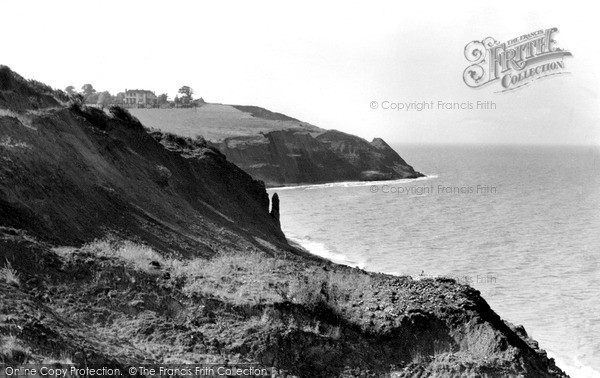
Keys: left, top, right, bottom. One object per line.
{"left": 463, "top": 27, "right": 572, "bottom": 92}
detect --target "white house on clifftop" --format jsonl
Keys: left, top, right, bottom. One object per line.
{"left": 124, "top": 89, "right": 156, "bottom": 106}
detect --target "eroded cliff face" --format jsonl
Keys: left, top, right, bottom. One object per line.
{"left": 317, "top": 130, "right": 423, "bottom": 181}
{"left": 216, "top": 129, "right": 423, "bottom": 187}
{"left": 0, "top": 66, "right": 286, "bottom": 256}
{"left": 0, "top": 66, "right": 568, "bottom": 377}
{"left": 0, "top": 233, "right": 568, "bottom": 378}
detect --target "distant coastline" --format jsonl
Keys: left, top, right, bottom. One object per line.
{"left": 130, "top": 105, "right": 424, "bottom": 187}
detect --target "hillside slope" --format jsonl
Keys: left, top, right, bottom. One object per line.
{"left": 0, "top": 67, "right": 287, "bottom": 256}
{"left": 0, "top": 66, "right": 567, "bottom": 377}
{"left": 130, "top": 106, "right": 423, "bottom": 186}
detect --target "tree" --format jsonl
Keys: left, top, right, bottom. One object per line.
{"left": 70, "top": 93, "right": 85, "bottom": 107}
{"left": 81, "top": 84, "right": 96, "bottom": 97}
{"left": 86, "top": 92, "right": 99, "bottom": 105}
{"left": 65, "top": 85, "right": 76, "bottom": 95}
{"left": 114, "top": 92, "right": 125, "bottom": 105}
{"left": 157, "top": 93, "right": 169, "bottom": 105}
{"left": 97, "top": 91, "right": 111, "bottom": 109}
{"left": 193, "top": 97, "right": 206, "bottom": 107}
{"left": 81, "top": 84, "right": 97, "bottom": 104}
{"left": 178, "top": 86, "right": 194, "bottom": 100}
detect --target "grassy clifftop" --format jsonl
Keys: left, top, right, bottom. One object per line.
{"left": 130, "top": 105, "right": 322, "bottom": 142}
{"left": 129, "top": 106, "right": 424, "bottom": 186}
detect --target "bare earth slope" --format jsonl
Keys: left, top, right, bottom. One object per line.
{"left": 0, "top": 66, "right": 567, "bottom": 377}
{"left": 0, "top": 68, "right": 286, "bottom": 256}
{"left": 130, "top": 106, "right": 423, "bottom": 186}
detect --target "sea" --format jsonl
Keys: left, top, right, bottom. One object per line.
{"left": 267, "top": 145, "right": 600, "bottom": 378}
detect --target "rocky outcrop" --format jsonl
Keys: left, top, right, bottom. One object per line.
{"left": 317, "top": 130, "right": 423, "bottom": 181}
{"left": 216, "top": 129, "right": 423, "bottom": 187}
{"left": 270, "top": 193, "right": 280, "bottom": 225}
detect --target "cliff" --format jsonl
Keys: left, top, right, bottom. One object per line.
{"left": 129, "top": 105, "right": 424, "bottom": 187}
{"left": 0, "top": 66, "right": 567, "bottom": 377}
{"left": 0, "top": 66, "right": 287, "bottom": 256}
{"left": 216, "top": 129, "right": 423, "bottom": 187}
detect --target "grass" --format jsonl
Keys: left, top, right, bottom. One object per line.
{"left": 129, "top": 105, "right": 321, "bottom": 142}
{"left": 41, "top": 350, "right": 74, "bottom": 365}
{"left": 411, "top": 349, "right": 425, "bottom": 364}
{"left": 172, "top": 252, "right": 289, "bottom": 305}
{"left": 79, "top": 238, "right": 373, "bottom": 312}
{"left": 0, "top": 334, "right": 72, "bottom": 366}
{"left": 82, "top": 238, "right": 167, "bottom": 271}
{"left": 1, "top": 259, "right": 20, "bottom": 287}
{"left": 173, "top": 250, "right": 373, "bottom": 310}
{"left": 0, "top": 335, "right": 29, "bottom": 363}
{"left": 284, "top": 269, "right": 373, "bottom": 310}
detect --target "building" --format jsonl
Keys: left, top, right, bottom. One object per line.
{"left": 124, "top": 89, "right": 156, "bottom": 106}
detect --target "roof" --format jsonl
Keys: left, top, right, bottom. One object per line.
{"left": 125, "top": 89, "right": 155, "bottom": 95}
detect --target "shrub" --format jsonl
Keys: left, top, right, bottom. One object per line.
{"left": 70, "top": 104, "right": 108, "bottom": 129}
{"left": 154, "top": 164, "right": 172, "bottom": 186}
{"left": 163, "top": 132, "right": 189, "bottom": 148}
{"left": 173, "top": 250, "right": 373, "bottom": 311}
{"left": 324, "top": 270, "right": 372, "bottom": 303}
{"left": 174, "top": 252, "right": 287, "bottom": 305}
{"left": 53, "top": 89, "right": 71, "bottom": 104}
{"left": 0, "top": 335, "right": 29, "bottom": 363}
{"left": 193, "top": 134, "right": 208, "bottom": 148}
{"left": 0, "top": 66, "right": 14, "bottom": 90}
{"left": 82, "top": 238, "right": 166, "bottom": 271}
{"left": 27, "top": 79, "right": 54, "bottom": 95}
{"left": 109, "top": 106, "right": 143, "bottom": 130}
{"left": 41, "top": 350, "right": 73, "bottom": 365}
{"left": 82, "top": 107, "right": 108, "bottom": 129}
{"left": 160, "top": 132, "right": 212, "bottom": 151}
{"left": 0, "top": 259, "right": 20, "bottom": 287}
{"left": 283, "top": 269, "right": 372, "bottom": 310}
{"left": 68, "top": 94, "right": 85, "bottom": 109}
{"left": 288, "top": 275, "right": 326, "bottom": 307}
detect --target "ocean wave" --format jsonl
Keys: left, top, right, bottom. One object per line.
{"left": 552, "top": 354, "right": 600, "bottom": 378}
{"left": 269, "top": 174, "right": 438, "bottom": 191}
{"left": 286, "top": 235, "right": 366, "bottom": 269}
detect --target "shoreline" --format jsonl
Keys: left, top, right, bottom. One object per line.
{"left": 289, "top": 233, "right": 599, "bottom": 378}
{"left": 284, "top": 224, "right": 599, "bottom": 378}
{"left": 267, "top": 174, "right": 436, "bottom": 191}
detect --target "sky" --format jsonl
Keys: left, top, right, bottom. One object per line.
{"left": 1, "top": 0, "right": 599, "bottom": 145}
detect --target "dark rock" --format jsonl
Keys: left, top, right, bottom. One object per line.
{"left": 270, "top": 193, "right": 280, "bottom": 224}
